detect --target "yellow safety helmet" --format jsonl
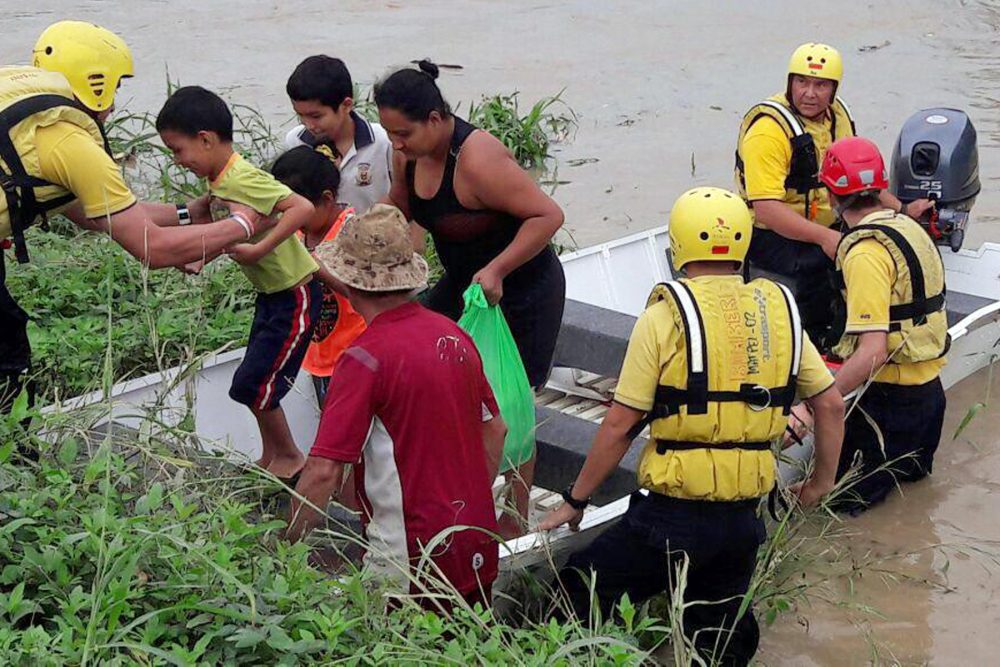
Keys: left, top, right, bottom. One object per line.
{"left": 32, "top": 21, "right": 134, "bottom": 112}
{"left": 787, "top": 42, "right": 843, "bottom": 85}
{"left": 668, "top": 187, "right": 752, "bottom": 272}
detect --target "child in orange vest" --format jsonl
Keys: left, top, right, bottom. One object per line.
{"left": 272, "top": 147, "right": 367, "bottom": 405}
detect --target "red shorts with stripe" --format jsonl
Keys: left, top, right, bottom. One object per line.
{"left": 229, "top": 280, "right": 321, "bottom": 411}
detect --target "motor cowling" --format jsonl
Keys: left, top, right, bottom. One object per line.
{"left": 890, "top": 108, "right": 980, "bottom": 252}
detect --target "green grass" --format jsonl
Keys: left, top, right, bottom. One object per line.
{"left": 7, "top": 219, "right": 254, "bottom": 401}
{"left": 0, "top": 389, "right": 662, "bottom": 666}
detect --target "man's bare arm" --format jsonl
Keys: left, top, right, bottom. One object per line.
{"left": 66, "top": 201, "right": 265, "bottom": 269}
{"left": 286, "top": 457, "right": 345, "bottom": 542}
{"left": 482, "top": 415, "right": 507, "bottom": 482}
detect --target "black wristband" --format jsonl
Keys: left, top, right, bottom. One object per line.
{"left": 176, "top": 203, "right": 192, "bottom": 225}
{"left": 561, "top": 485, "right": 590, "bottom": 511}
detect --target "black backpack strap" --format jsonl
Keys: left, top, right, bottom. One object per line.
{"left": 845, "top": 224, "right": 945, "bottom": 327}
{"left": 0, "top": 94, "right": 110, "bottom": 263}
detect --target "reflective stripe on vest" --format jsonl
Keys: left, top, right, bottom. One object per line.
{"left": 628, "top": 279, "right": 804, "bottom": 443}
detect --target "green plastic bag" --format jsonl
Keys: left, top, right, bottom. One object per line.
{"left": 458, "top": 284, "right": 535, "bottom": 472}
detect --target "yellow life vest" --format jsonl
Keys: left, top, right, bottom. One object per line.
{"left": 735, "top": 93, "right": 856, "bottom": 227}
{"left": 0, "top": 66, "right": 109, "bottom": 263}
{"left": 631, "top": 276, "right": 804, "bottom": 501}
{"left": 833, "top": 211, "right": 950, "bottom": 364}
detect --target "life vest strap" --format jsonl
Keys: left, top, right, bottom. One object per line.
{"left": 0, "top": 94, "right": 112, "bottom": 264}
{"left": 837, "top": 222, "right": 947, "bottom": 328}
{"left": 655, "top": 439, "right": 772, "bottom": 454}
{"left": 625, "top": 279, "right": 803, "bottom": 441}
{"left": 889, "top": 292, "right": 945, "bottom": 323}
{"left": 650, "top": 383, "right": 797, "bottom": 418}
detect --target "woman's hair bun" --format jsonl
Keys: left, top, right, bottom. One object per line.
{"left": 414, "top": 59, "right": 440, "bottom": 80}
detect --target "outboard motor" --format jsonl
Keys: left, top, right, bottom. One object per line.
{"left": 890, "top": 108, "right": 980, "bottom": 252}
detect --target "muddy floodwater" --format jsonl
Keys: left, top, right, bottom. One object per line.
{"left": 5, "top": 1, "right": 1000, "bottom": 249}
{"left": 759, "top": 365, "right": 1000, "bottom": 666}
{"left": 8, "top": 1, "right": 1000, "bottom": 664}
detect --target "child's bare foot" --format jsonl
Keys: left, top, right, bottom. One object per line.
{"left": 267, "top": 453, "right": 306, "bottom": 481}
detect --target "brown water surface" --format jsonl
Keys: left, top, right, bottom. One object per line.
{"left": 5, "top": 1, "right": 1000, "bottom": 248}
{"left": 759, "top": 365, "right": 1000, "bottom": 666}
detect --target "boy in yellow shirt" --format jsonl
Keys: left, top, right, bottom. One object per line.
{"left": 156, "top": 86, "right": 320, "bottom": 482}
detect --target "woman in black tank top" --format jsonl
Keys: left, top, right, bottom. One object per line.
{"left": 376, "top": 61, "right": 566, "bottom": 539}
{"left": 375, "top": 62, "right": 566, "bottom": 389}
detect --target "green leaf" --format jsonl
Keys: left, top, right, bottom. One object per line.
{"left": 229, "top": 627, "right": 266, "bottom": 649}
{"left": 5, "top": 581, "right": 25, "bottom": 614}
{"left": 953, "top": 401, "right": 986, "bottom": 440}
{"left": 57, "top": 438, "right": 79, "bottom": 467}
{"left": 266, "top": 626, "right": 294, "bottom": 652}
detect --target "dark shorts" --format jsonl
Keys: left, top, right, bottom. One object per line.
{"left": 421, "top": 249, "right": 566, "bottom": 389}
{"left": 746, "top": 227, "right": 845, "bottom": 354}
{"left": 834, "top": 378, "right": 946, "bottom": 514}
{"left": 0, "top": 253, "right": 33, "bottom": 416}
{"left": 229, "top": 280, "right": 321, "bottom": 411}
{"left": 559, "top": 492, "right": 765, "bottom": 667}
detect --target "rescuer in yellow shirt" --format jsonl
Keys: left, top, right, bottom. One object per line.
{"left": 798, "top": 137, "right": 948, "bottom": 514}
{"left": 540, "top": 187, "right": 845, "bottom": 667}
{"left": 0, "top": 21, "right": 277, "bottom": 421}
{"left": 735, "top": 42, "right": 930, "bottom": 353}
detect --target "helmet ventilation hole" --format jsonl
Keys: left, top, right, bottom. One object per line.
{"left": 45, "top": 46, "right": 53, "bottom": 55}
{"left": 735, "top": 232, "right": 742, "bottom": 240}
{"left": 699, "top": 232, "right": 709, "bottom": 240}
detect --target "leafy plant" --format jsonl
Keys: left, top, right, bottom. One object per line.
{"left": 7, "top": 220, "right": 254, "bottom": 400}
{"left": 0, "top": 395, "right": 658, "bottom": 666}
{"left": 467, "top": 90, "right": 577, "bottom": 169}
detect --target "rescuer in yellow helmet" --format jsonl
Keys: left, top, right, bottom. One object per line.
{"left": 809, "top": 137, "right": 948, "bottom": 514}
{"left": 734, "top": 42, "right": 932, "bottom": 354}
{"left": 541, "top": 187, "right": 845, "bottom": 666}
{"left": 0, "top": 21, "right": 276, "bottom": 421}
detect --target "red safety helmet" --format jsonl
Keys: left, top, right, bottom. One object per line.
{"left": 818, "top": 136, "right": 889, "bottom": 197}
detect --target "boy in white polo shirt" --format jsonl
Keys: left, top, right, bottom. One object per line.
{"left": 285, "top": 56, "right": 392, "bottom": 214}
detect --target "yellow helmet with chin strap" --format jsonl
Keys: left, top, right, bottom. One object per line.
{"left": 788, "top": 42, "right": 843, "bottom": 85}
{"left": 668, "top": 187, "right": 752, "bottom": 272}
{"left": 32, "top": 21, "right": 133, "bottom": 112}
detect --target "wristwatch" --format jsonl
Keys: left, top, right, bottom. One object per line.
{"left": 176, "top": 203, "right": 192, "bottom": 225}
{"left": 561, "top": 485, "right": 591, "bottom": 511}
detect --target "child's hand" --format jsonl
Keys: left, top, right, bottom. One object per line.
{"left": 226, "top": 242, "right": 265, "bottom": 265}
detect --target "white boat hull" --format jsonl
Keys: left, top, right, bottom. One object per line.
{"left": 54, "top": 228, "right": 1000, "bottom": 580}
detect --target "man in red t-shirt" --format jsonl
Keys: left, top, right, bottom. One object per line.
{"left": 286, "top": 204, "right": 506, "bottom": 608}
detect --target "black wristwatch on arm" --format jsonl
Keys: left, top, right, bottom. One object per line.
{"left": 176, "top": 203, "right": 192, "bottom": 225}
{"left": 561, "top": 484, "right": 591, "bottom": 511}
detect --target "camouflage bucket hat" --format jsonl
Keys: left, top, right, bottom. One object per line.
{"left": 314, "top": 203, "right": 428, "bottom": 292}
